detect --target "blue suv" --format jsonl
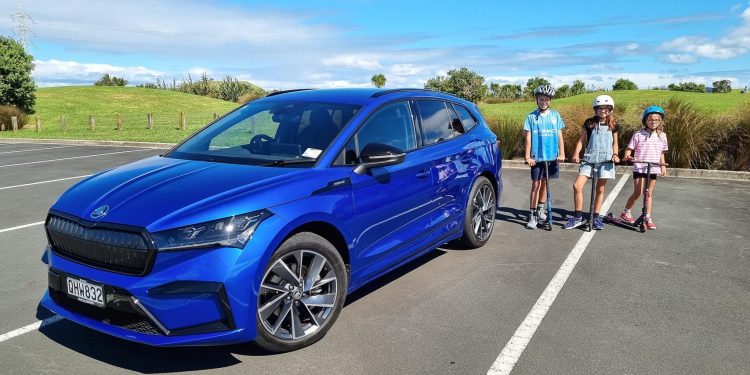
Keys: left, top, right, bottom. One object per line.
{"left": 40, "top": 88, "right": 502, "bottom": 352}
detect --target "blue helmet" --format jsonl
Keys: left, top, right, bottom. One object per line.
{"left": 642, "top": 105, "right": 665, "bottom": 125}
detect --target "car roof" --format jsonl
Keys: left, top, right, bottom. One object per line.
{"left": 259, "top": 88, "right": 471, "bottom": 107}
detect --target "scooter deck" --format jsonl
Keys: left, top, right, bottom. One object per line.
{"left": 604, "top": 213, "right": 646, "bottom": 232}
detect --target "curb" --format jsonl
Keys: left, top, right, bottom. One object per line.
{"left": 2, "top": 138, "right": 748, "bottom": 181}
{"left": 0, "top": 138, "right": 173, "bottom": 149}
{"left": 502, "top": 160, "right": 750, "bottom": 181}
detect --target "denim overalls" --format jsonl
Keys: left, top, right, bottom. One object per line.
{"left": 583, "top": 123, "right": 613, "bottom": 164}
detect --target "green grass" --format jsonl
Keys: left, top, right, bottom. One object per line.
{"left": 0, "top": 86, "right": 239, "bottom": 143}
{"left": 479, "top": 89, "right": 750, "bottom": 120}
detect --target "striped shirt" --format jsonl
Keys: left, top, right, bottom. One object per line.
{"left": 627, "top": 129, "right": 668, "bottom": 173}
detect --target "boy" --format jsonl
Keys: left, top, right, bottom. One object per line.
{"left": 523, "top": 85, "right": 565, "bottom": 229}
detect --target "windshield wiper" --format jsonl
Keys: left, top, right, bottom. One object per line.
{"left": 260, "top": 159, "right": 316, "bottom": 167}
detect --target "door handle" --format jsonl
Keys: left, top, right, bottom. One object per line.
{"left": 415, "top": 170, "right": 430, "bottom": 179}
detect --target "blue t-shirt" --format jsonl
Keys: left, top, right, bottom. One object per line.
{"left": 523, "top": 109, "right": 565, "bottom": 161}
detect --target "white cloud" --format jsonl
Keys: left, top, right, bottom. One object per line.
{"left": 662, "top": 54, "right": 699, "bottom": 64}
{"left": 389, "top": 64, "right": 427, "bottom": 76}
{"left": 322, "top": 55, "right": 382, "bottom": 70}
{"left": 661, "top": 6, "right": 750, "bottom": 60}
{"left": 614, "top": 43, "right": 640, "bottom": 54}
{"left": 32, "top": 59, "right": 162, "bottom": 86}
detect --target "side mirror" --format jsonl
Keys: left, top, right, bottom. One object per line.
{"left": 353, "top": 143, "right": 406, "bottom": 175}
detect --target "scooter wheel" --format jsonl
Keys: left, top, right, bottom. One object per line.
{"left": 639, "top": 223, "right": 646, "bottom": 233}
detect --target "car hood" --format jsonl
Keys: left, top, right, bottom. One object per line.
{"left": 51, "top": 156, "right": 325, "bottom": 231}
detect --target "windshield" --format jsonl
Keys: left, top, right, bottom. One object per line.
{"left": 166, "top": 100, "right": 360, "bottom": 166}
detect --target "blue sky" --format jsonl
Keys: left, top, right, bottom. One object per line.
{"left": 2, "top": 0, "right": 750, "bottom": 90}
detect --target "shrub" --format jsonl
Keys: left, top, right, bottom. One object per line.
{"left": 424, "top": 67, "right": 487, "bottom": 103}
{"left": 613, "top": 78, "right": 638, "bottom": 90}
{"left": 716, "top": 107, "right": 750, "bottom": 170}
{"left": 485, "top": 116, "right": 524, "bottom": 160}
{"left": 657, "top": 98, "right": 717, "bottom": 169}
{"left": 94, "top": 73, "right": 128, "bottom": 86}
{"left": 712, "top": 80, "right": 732, "bottom": 94}
{"left": 0, "top": 105, "right": 27, "bottom": 131}
{"left": 238, "top": 88, "right": 267, "bottom": 104}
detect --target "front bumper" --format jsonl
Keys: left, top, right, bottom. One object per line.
{"left": 39, "top": 214, "right": 285, "bottom": 346}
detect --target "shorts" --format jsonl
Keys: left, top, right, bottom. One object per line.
{"left": 578, "top": 162, "right": 615, "bottom": 179}
{"left": 633, "top": 172, "right": 658, "bottom": 180}
{"left": 530, "top": 161, "right": 559, "bottom": 181}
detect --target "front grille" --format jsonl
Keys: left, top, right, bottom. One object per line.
{"left": 50, "top": 289, "right": 162, "bottom": 335}
{"left": 47, "top": 214, "right": 154, "bottom": 275}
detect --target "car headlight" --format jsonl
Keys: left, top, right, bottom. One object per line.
{"left": 151, "top": 210, "right": 272, "bottom": 251}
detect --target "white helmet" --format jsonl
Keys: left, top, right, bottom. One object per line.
{"left": 534, "top": 85, "right": 555, "bottom": 98}
{"left": 593, "top": 95, "right": 614, "bottom": 109}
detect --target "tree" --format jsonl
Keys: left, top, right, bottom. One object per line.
{"left": 424, "top": 67, "right": 486, "bottom": 103}
{"left": 0, "top": 36, "right": 36, "bottom": 114}
{"left": 712, "top": 80, "right": 732, "bottom": 93}
{"left": 555, "top": 84, "right": 571, "bottom": 98}
{"left": 612, "top": 78, "right": 638, "bottom": 90}
{"left": 94, "top": 73, "right": 128, "bottom": 86}
{"left": 570, "top": 80, "right": 586, "bottom": 96}
{"left": 371, "top": 73, "right": 386, "bottom": 88}
{"left": 667, "top": 82, "right": 705, "bottom": 93}
{"left": 523, "top": 77, "right": 551, "bottom": 98}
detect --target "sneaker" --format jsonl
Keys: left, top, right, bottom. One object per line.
{"left": 620, "top": 210, "right": 635, "bottom": 224}
{"left": 526, "top": 213, "right": 538, "bottom": 229}
{"left": 563, "top": 216, "right": 585, "bottom": 230}
{"left": 537, "top": 207, "right": 547, "bottom": 222}
{"left": 645, "top": 217, "right": 656, "bottom": 230}
{"left": 593, "top": 216, "right": 604, "bottom": 230}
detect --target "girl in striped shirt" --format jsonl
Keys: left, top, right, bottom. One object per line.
{"left": 620, "top": 105, "right": 668, "bottom": 230}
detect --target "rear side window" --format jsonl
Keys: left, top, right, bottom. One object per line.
{"left": 416, "top": 100, "right": 455, "bottom": 145}
{"left": 452, "top": 104, "right": 478, "bottom": 132}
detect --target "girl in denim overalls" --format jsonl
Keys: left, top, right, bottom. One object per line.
{"left": 564, "top": 95, "right": 620, "bottom": 230}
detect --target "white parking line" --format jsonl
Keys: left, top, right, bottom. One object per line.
{"left": 0, "top": 145, "right": 78, "bottom": 154}
{"left": 0, "top": 222, "right": 45, "bottom": 233}
{"left": 0, "top": 316, "right": 63, "bottom": 344}
{"left": 0, "top": 175, "right": 92, "bottom": 191}
{"left": 0, "top": 149, "right": 151, "bottom": 168}
{"left": 487, "top": 173, "right": 630, "bottom": 375}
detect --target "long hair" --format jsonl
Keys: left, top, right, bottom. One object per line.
{"left": 584, "top": 113, "right": 617, "bottom": 130}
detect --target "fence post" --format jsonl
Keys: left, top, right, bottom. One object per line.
{"left": 117, "top": 114, "right": 123, "bottom": 130}
{"left": 1, "top": 122, "right": 5, "bottom": 131}
{"left": 61, "top": 115, "right": 67, "bottom": 131}
{"left": 89, "top": 115, "right": 96, "bottom": 131}
{"left": 213, "top": 112, "right": 218, "bottom": 121}
{"left": 11, "top": 116, "right": 18, "bottom": 131}
{"left": 147, "top": 113, "right": 153, "bottom": 130}
{"left": 35, "top": 116, "right": 40, "bottom": 132}
{"left": 179, "top": 112, "right": 186, "bottom": 130}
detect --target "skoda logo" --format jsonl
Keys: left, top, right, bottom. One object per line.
{"left": 90, "top": 205, "right": 110, "bottom": 219}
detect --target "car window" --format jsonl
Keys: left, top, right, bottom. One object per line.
{"left": 416, "top": 100, "right": 456, "bottom": 144}
{"left": 338, "top": 101, "right": 416, "bottom": 165}
{"left": 452, "top": 104, "right": 478, "bottom": 132}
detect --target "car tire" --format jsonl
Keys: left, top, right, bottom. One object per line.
{"left": 457, "top": 176, "right": 496, "bottom": 248}
{"left": 255, "top": 232, "right": 347, "bottom": 352}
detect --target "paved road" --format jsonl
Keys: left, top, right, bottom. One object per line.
{"left": 0, "top": 141, "right": 748, "bottom": 374}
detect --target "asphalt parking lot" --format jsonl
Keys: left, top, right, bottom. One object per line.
{"left": 0, "top": 140, "right": 748, "bottom": 375}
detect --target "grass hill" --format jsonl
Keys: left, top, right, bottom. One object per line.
{"left": 2, "top": 86, "right": 239, "bottom": 143}
{"left": 479, "top": 89, "right": 750, "bottom": 120}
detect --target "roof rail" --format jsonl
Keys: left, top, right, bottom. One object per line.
{"left": 266, "top": 88, "right": 313, "bottom": 97}
{"left": 370, "top": 88, "right": 438, "bottom": 98}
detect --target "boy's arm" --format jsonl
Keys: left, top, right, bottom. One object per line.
{"left": 557, "top": 130, "right": 565, "bottom": 162}
{"left": 524, "top": 131, "right": 535, "bottom": 166}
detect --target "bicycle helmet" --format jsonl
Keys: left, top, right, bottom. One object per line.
{"left": 592, "top": 95, "right": 614, "bottom": 109}
{"left": 641, "top": 105, "right": 665, "bottom": 125}
{"left": 533, "top": 85, "right": 555, "bottom": 98}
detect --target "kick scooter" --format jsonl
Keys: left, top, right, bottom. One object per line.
{"left": 580, "top": 160, "right": 612, "bottom": 232}
{"left": 604, "top": 160, "right": 668, "bottom": 233}
{"left": 538, "top": 160, "right": 553, "bottom": 231}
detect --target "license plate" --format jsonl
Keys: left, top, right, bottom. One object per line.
{"left": 65, "top": 277, "right": 105, "bottom": 308}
